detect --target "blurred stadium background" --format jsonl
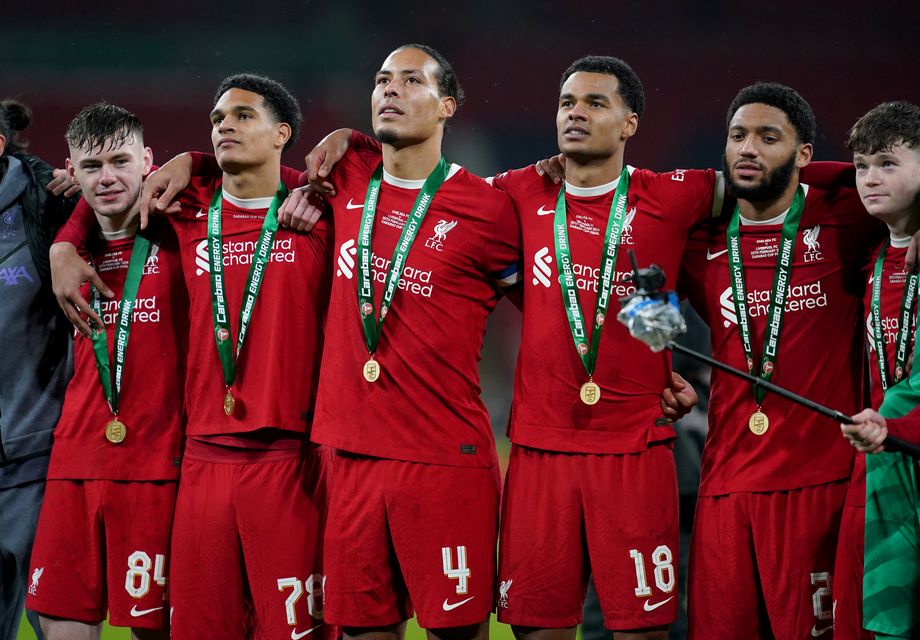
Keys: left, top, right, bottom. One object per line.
{"left": 5, "top": 1, "right": 920, "bottom": 638}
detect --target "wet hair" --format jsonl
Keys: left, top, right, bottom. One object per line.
{"left": 727, "top": 82, "right": 816, "bottom": 144}
{"left": 560, "top": 55, "right": 645, "bottom": 118}
{"left": 213, "top": 73, "right": 302, "bottom": 151}
{"left": 65, "top": 102, "right": 143, "bottom": 153}
{"left": 395, "top": 43, "right": 465, "bottom": 111}
{"left": 847, "top": 101, "right": 920, "bottom": 155}
{"left": 0, "top": 99, "right": 32, "bottom": 156}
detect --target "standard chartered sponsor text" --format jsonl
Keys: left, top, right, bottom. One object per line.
{"left": 745, "top": 281, "right": 827, "bottom": 316}
{"left": 100, "top": 296, "right": 161, "bottom": 324}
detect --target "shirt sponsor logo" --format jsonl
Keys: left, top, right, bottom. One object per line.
{"left": 194, "top": 237, "right": 297, "bottom": 276}
{"left": 719, "top": 283, "right": 828, "bottom": 328}
{"left": 424, "top": 219, "right": 458, "bottom": 252}
{"left": 530, "top": 245, "right": 636, "bottom": 296}
{"left": 498, "top": 579, "right": 512, "bottom": 609}
{"left": 803, "top": 225, "right": 823, "bottom": 263}
{"left": 28, "top": 567, "right": 43, "bottom": 596}
{"left": 336, "top": 239, "right": 434, "bottom": 298}
{"left": 99, "top": 296, "right": 162, "bottom": 325}
{"left": 0, "top": 265, "right": 33, "bottom": 285}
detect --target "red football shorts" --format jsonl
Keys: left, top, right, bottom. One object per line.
{"left": 169, "top": 445, "right": 334, "bottom": 640}
{"left": 688, "top": 480, "right": 847, "bottom": 639}
{"left": 323, "top": 452, "right": 500, "bottom": 629}
{"left": 834, "top": 503, "right": 873, "bottom": 640}
{"left": 497, "top": 444, "right": 679, "bottom": 630}
{"left": 26, "top": 479, "right": 177, "bottom": 629}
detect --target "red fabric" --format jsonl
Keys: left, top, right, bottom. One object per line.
{"left": 48, "top": 224, "right": 187, "bottom": 480}
{"left": 493, "top": 164, "right": 720, "bottom": 453}
{"left": 833, "top": 503, "right": 874, "bottom": 640}
{"left": 27, "top": 479, "right": 177, "bottom": 629}
{"left": 679, "top": 184, "right": 882, "bottom": 495}
{"left": 497, "top": 444, "right": 679, "bottom": 630}
{"left": 170, "top": 176, "right": 333, "bottom": 437}
{"left": 688, "top": 482, "right": 847, "bottom": 639}
{"left": 170, "top": 447, "right": 333, "bottom": 640}
{"left": 310, "top": 134, "right": 521, "bottom": 468}
{"left": 323, "top": 452, "right": 500, "bottom": 628}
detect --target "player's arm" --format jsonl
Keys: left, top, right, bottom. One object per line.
{"left": 50, "top": 197, "right": 110, "bottom": 336}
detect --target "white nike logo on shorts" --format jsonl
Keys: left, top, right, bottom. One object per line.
{"left": 706, "top": 248, "right": 728, "bottom": 260}
{"left": 291, "top": 623, "right": 323, "bottom": 639}
{"left": 442, "top": 596, "right": 475, "bottom": 611}
{"left": 642, "top": 596, "right": 674, "bottom": 612}
{"left": 130, "top": 605, "right": 164, "bottom": 617}
{"left": 811, "top": 623, "right": 833, "bottom": 637}
{"left": 346, "top": 199, "right": 365, "bottom": 210}
{"left": 536, "top": 206, "right": 554, "bottom": 216}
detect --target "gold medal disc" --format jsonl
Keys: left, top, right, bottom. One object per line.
{"left": 749, "top": 410, "right": 769, "bottom": 436}
{"left": 105, "top": 419, "right": 127, "bottom": 444}
{"left": 363, "top": 358, "right": 381, "bottom": 383}
{"left": 580, "top": 381, "right": 601, "bottom": 405}
{"left": 223, "top": 391, "right": 236, "bottom": 416}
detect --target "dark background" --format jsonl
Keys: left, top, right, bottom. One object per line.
{"left": 4, "top": 0, "right": 919, "bottom": 433}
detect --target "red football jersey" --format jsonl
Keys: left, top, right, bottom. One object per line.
{"left": 48, "top": 223, "right": 187, "bottom": 480}
{"left": 310, "top": 134, "right": 522, "bottom": 468}
{"left": 680, "top": 183, "right": 882, "bottom": 495}
{"left": 492, "top": 165, "right": 722, "bottom": 453}
{"left": 171, "top": 177, "right": 333, "bottom": 437}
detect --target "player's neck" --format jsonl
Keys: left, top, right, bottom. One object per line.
{"left": 737, "top": 178, "right": 800, "bottom": 222}
{"left": 95, "top": 207, "right": 138, "bottom": 235}
{"left": 882, "top": 209, "right": 920, "bottom": 239}
{"left": 564, "top": 155, "right": 624, "bottom": 189}
{"left": 382, "top": 135, "right": 444, "bottom": 181}
{"left": 222, "top": 164, "right": 282, "bottom": 200}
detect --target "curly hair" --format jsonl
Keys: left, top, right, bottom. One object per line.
{"left": 847, "top": 101, "right": 920, "bottom": 155}
{"left": 727, "top": 82, "right": 816, "bottom": 144}
{"left": 560, "top": 55, "right": 645, "bottom": 118}
{"left": 214, "top": 73, "right": 302, "bottom": 152}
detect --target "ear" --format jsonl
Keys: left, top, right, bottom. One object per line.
{"left": 796, "top": 142, "right": 814, "bottom": 168}
{"left": 275, "top": 123, "right": 292, "bottom": 151}
{"left": 621, "top": 112, "right": 639, "bottom": 141}
{"left": 65, "top": 157, "right": 76, "bottom": 181}
{"left": 0, "top": 134, "right": 5, "bottom": 157}
{"left": 438, "top": 96, "right": 457, "bottom": 122}
{"left": 142, "top": 147, "right": 154, "bottom": 177}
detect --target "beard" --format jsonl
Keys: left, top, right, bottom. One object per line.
{"left": 376, "top": 128, "right": 399, "bottom": 145}
{"left": 723, "top": 151, "right": 797, "bottom": 202}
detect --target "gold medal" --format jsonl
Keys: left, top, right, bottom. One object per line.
{"left": 580, "top": 381, "right": 601, "bottom": 405}
{"left": 223, "top": 390, "right": 236, "bottom": 416}
{"left": 105, "top": 418, "right": 127, "bottom": 444}
{"left": 749, "top": 410, "right": 769, "bottom": 436}
{"left": 363, "top": 358, "right": 380, "bottom": 383}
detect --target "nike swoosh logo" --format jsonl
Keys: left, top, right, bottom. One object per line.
{"left": 442, "top": 596, "right": 475, "bottom": 611}
{"left": 642, "top": 596, "right": 674, "bottom": 612}
{"left": 292, "top": 624, "right": 323, "bottom": 639}
{"left": 811, "top": 624, "right": 833, "bottom": 637}
{"left": 536, "top": 206, "right": 554, "bottom": 216}
{"left": 130, "top": 605, "right": 164, "bottom": 617}
{"left": 346, "top": 199, "right": 365, "bottom": 210}
{"left": 706, "top": 248, "right": 728, "bottom": 260}
{"left": 195, "top": 210, "right": 206, "bottom": 218}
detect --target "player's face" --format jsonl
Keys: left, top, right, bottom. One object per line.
{"left": 556, "top": 72, "right": 637, "bottom": 163}
{"left": 67, "top": 135, "right": 152, "bottom": 219}
{"left": 372, "top": 47, "right": 456, "bottom": 147}
{"left": 854, "top": 144, "right": 920, "bottom": 221}
{"left": 724, "top": 103, "right": 812, "bottom": 201}
{"left": 210, "top": 88, "right": 290, "bottom": 172}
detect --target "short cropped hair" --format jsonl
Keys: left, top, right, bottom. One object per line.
{"left": 847, "top": 101, "right": 920, "bottom": 155}
{"left": 396, "top": 43, "right": 465, "bottom": 111}
{"left": 560, "top": 55, "right": 645, "bottom": 118}
{"left": 727, "top": 82, "right": 816, "bottom": 144}
{"left": 0, "top": 99, "right": 32, "bottom": 156}
{"left": 214, "top": 73, "right": 302, "bottom": 151}
{"left": 65, "top": 102, "right": 143, "bottom": 153}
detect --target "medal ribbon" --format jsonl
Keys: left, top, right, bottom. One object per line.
{"left": 870, "top": 240, "right": 918, "bottom": 390}
{"left": 90, "top": 231, "right": 152, "bottom": 416}
{"left": 208, "top": 182, "right": 287, "bottom": 388}
{"left": 357, "top": 157, "right": 449, "bottom": 355}
{"left": 554, "top": 166, "right": 631, "bottom": 379}
{"left": 726, "top": 185, "right": 805, "bottom": 405}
